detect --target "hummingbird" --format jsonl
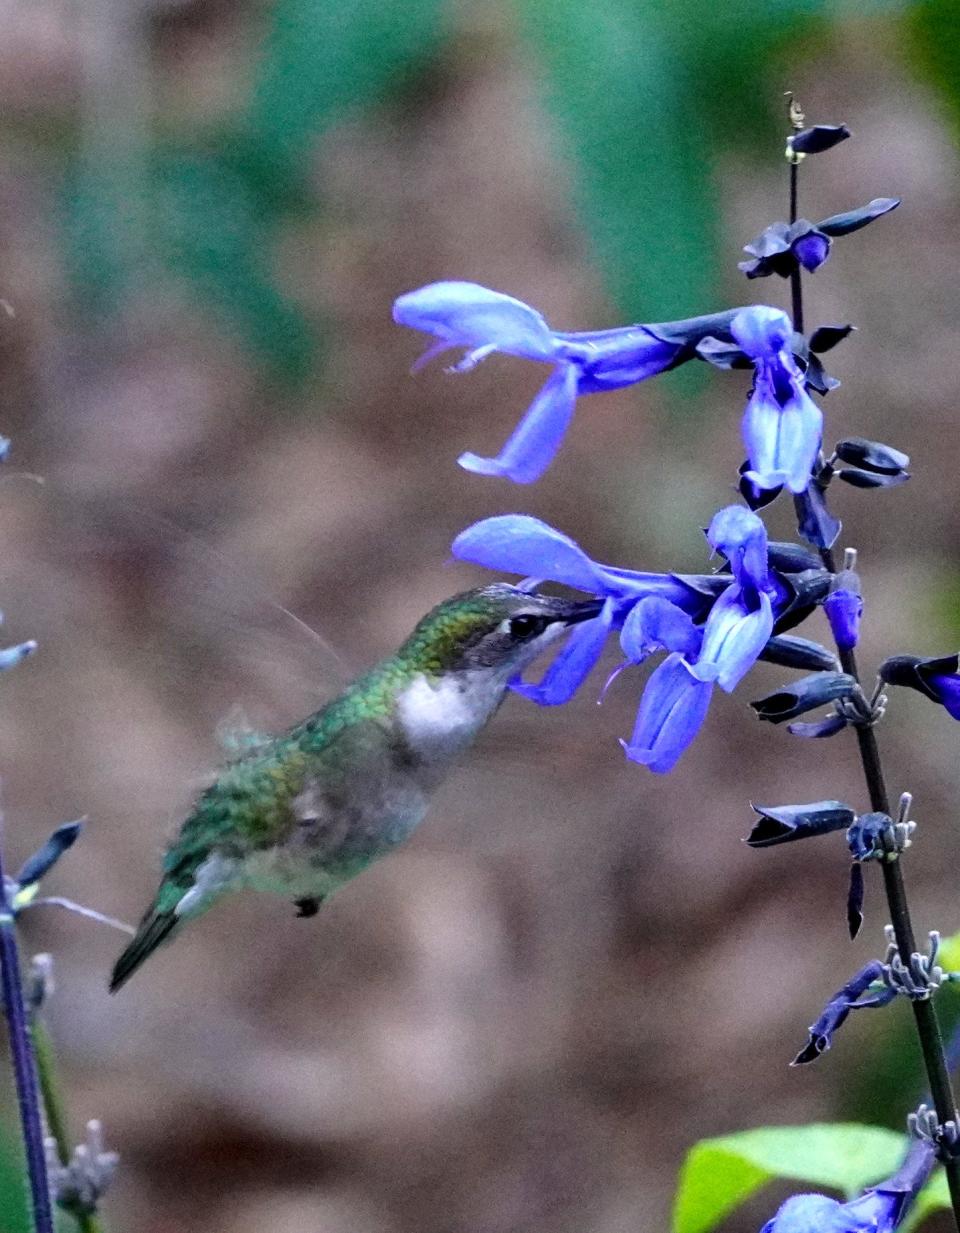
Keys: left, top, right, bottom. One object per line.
{"left": 110, "top": 584, "right": 601, "bottom": 990}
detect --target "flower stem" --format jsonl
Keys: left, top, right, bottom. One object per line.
{"left": 824, "top": 558, "right": 960, "bottom": 1227}
{"left": 0, "top": 849, "right": 54, "bottom": 1233}
{"left": 31, "top": 1015, "right": 105, "bottom": 1233}
{"left": 786, "top": 109, "right": 960, "bottom": 1227}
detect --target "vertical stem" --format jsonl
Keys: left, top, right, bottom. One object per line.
{"left": 0, "top": 858, "right": 53, "bottom": 1233}
{"left": 785, "top": 101, "right": 960, "bottom": 1226}
{"left": 31, "top": 1017, "right": 104, "bottom": 1233}
{"left": 822, "top": 548, "right": 960, "bottom": 1224}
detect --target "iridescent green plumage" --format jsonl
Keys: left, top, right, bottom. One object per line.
{"left": 110, "top": 585, "right": 601, "bottom": 991}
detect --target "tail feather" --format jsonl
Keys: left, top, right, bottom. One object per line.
{"left": 109, "top": 909, "right": 179, "bottom": 992}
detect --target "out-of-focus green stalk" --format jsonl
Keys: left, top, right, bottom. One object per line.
{"left": 29, "top": 1017, "right": 105, "bottom": 1233}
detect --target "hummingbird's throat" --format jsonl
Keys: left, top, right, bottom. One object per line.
{"left": 395, "top": 670, "right": 502, "bottom": 761}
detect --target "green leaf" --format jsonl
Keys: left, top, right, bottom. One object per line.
{"left": 248, "top": 0, "right": 445, "bottom": 187}
{"left": 672, "top": 1123, "right": 906, "bottom": 1233}
{"left": 938, "top": 930, "right": 960, "bottom": 975}
{"left": 902, "top": 1169, "right": 949, "bottom": 1232}
{"left": 0, "top": 1120, "right": 30, "bottom": 1233}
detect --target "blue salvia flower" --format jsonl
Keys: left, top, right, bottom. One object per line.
{"left": 732, "top": 306, "right": 823, "bottom": 495}
{"left": 620, "top": 652, "right": 714, "bottom": 773}
{"left": 759, "top": 1139, "right": 935, "bottom": 1233}
{"left": 452, "top": 514, "right": 722, "bottom": 706}
{"left": 394, "top": 281, "right": 741, "bottom": 483}
{"left": 824, "top": 567, "right": 863, "bottom": 651}
{"left": 622, "top": 506, "right": 774, "bottom": 770}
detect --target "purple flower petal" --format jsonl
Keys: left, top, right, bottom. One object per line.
{"left": 730, "top": 305, "right": 793, "bottom": 359}
{"left": 706, "top": 505, "right": 769, "bottom": 597}
{"left": 693, "top": 587, "right": 773, "bottom": 692}
{"left": 511, "top": 600, "right": 614, "bottom": 705}
{"left": 393, "top": 281, "right": 559, "bottom": 363}
{"left": 459, "top": 363, "right": 578, "bottom": 484}
{"left": 620, "top": 596, "right": 703, "bottom": 663}
{"left": 452, "top": 515, "right": 614, "bottom": 593}
{"left": 621, "top": 652, "right": 713, "bottom": 774}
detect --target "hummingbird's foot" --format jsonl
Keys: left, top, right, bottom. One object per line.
{"left": 294, "top": 896, "right": 322, "bottom": 918}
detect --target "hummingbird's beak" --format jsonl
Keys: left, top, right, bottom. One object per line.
{"left": 559, "top": 598, "right": 605, "bottom": 625}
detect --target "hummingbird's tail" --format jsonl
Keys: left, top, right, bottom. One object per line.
{"left": 109, "top": 907, "right": 179, "bottom": 992}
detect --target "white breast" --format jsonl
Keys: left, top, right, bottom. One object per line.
{"left": 395, "top": 671, "right": 496, "bottom": 760}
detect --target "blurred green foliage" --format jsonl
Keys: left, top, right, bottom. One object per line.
{"left": 672, "top": 1122, "right": 908, "bottom": 1233}
{"left": 0, "top": 1120, "right": 30, "bottom": 1233}
{"left": 60, "top": 0, "right": 939, "bottom": 387}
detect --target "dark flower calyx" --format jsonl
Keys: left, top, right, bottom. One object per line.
{"left": 847, "top": 812, "right": 893, "bottom": 862}
{"left": 16, "top": 821, "right": 83, "bottom": 887}
{"left": 771, "top": 566, "right": 832, "bottom": 635}
{"left": 758, "top": 635, "right": 838, "bottom": 672}
{"left": 789, "top": 124, "right": 851, "bottom": 155}
{"left": 818, "top": 197, "right": 900, "bottom": 236}
{"left": 739, "top": 198, "right": 899, "bottom": 281}
{"left": 809, "top": 324, "right": 855, "bottom": 353}
{"left": 834, "top": 437, "right": 909, "bottom": 475}
{"left": 879, "top": 653, "right": 960, "bottom": 719}
{"left": 787, "top": 712, "right": 849, "bottom": 739}
{"left": 746, "top": 800, "right": 855, "bottom": 847}
{"left": 750, "top": 672, "right": 857, "bottom": 723}
{"left": 837, "top": 468, "right": 910, "bottom": 490}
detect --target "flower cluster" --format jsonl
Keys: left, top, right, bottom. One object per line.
{"left": 452, "top": 511, "right": 843, "bottom": 773}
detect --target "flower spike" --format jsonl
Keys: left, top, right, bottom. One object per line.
{"left": 395, "top": 281, "right": 746, "bottom": 482}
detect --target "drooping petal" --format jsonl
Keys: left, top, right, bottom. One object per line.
{"left": 741, "top": 369, "right": 822, "bottom": 494}
{"left": 511, "top": 600, "right": 615, "bottom": 705}
{"left": 458, "top": 363, "right": 578, "bottom": 484}
{"left": 621, "top": 653, "right": 713, "bottom": 774}
{"left": 619, "top": 596, "right": 702, "bottom": 663}
{"left": 393, "top": 281, "right": 559, "bottom": 363}
{"left": 693, "top": 586, "right": 773, "bottom": 692}
{"left": 775, "top": 384, "right": 824, "bottom": 492}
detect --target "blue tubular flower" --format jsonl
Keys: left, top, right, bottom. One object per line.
{"left": 452, "top": 515, "right": 715, "bottom": 613}
{"left": 512, "top": 598, "right": 615, "bottom": 705}
{"left": 620, "top": 596, "right": 703, "bottom": 663}
{"left": 394, "top": 281, "right": 740, "bottom": 483}
{"left": 732, "top": 306, "right": 823, "bottom": 494}
{"left": 824, "top": 569, "right": 863, "bottom": 651}
{"left": 621, "top": 652, "right": 714, "bottom": 773}
{"left": 759, "top": 1141, "right": 935, "bottom": 1233}
{"left": 879, "top": 654, "right": 960, "bottom": 720}
{"left": 694, "top": 586, "right": 773, "bottom": 691}
{"left": 692, "top": 505, "right": 774, "bottom": 690}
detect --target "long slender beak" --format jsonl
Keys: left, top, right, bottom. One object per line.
{"left": 559, "top": 598, "right": 605, "bottom": 625}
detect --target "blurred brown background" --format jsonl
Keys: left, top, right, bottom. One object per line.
{"left": 0, "top": 1, "right": 959, "bottom": 1230}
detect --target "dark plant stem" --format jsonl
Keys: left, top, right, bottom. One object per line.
{"left": 788, "top": 158, "right": 804, "bottom": 332}
{"left": 822, "top": 548, "right": 960, "bottom": 1227}
{"left": 0, "top": 848, "right": 54, "bottom": 1233}
{"left": 786, "top": 111, "right": 960, "bottom": 1227}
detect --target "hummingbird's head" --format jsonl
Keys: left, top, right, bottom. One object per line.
{"left": 401, "top": 584, "right": 603, "bottom": 681}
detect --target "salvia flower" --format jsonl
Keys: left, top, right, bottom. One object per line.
{"left": 825, "top": 568, "right": 863, "bottom": 651}
{"left": 620, "top": 652, "right": 713, "bottom": 773}
{"left": 393, "top": 281, "right": 742, "bottom": 482}
{"left": 792, "top": 960, "right": 892, "bottom": 1066}
{"left": 739, "top": 197, "right": 900, "bottom": 280}
{"left": 759, "top": 1140, "right": 935, "bottom": 1233}
{"left": 732, "top": 306, "right": 823, "bottom": 494}
{"left": 879, "top": 654, "right": 960, "bottom": 720}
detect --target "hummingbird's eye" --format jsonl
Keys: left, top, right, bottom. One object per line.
{"left": 508, "top": 613, "right": 550, "bottom": 641}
